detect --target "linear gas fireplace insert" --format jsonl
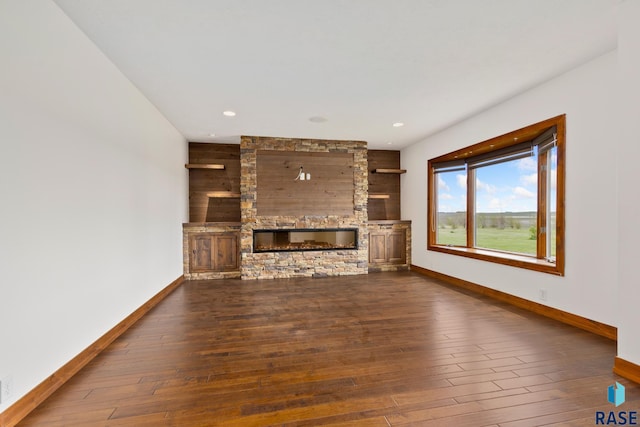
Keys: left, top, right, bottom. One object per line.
{"left": 253, "top": 228, "right": 358, "bottom": 253}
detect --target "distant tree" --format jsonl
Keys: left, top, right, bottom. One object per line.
{"left": 529, "top": 226, "right": 537, "bottom": 240}
{"left": 507, "top": 217, "right": 521, "bottom": 229}
{"left": 477, "top": 214, "right": 487, "bottom": 228}
{"left": 447, "top": 218, "right": 457, "bottom": 230}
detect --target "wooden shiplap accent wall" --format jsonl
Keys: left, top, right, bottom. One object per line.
{"left": 256, "top": 150, "right": 354, "bottom": 216}
{"left": 188, "top": 143, "right": 241, "bottom": 223}
{"left": 368, "top": 150, "right": 401, "bottom": 220}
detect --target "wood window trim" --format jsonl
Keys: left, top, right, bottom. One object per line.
{"left": 537, "top": 151, "right": 548, "bottom": 259}
{"left": 427, "top": 115, "right": 565, "bottom": 276}
{"left": 428, "top": 245, "right": 562, "bottom": 275}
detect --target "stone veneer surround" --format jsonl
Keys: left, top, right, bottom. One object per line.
{"left": 240, "top": 136, "right": 368, "bottom": 279}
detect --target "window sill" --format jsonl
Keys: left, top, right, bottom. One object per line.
{"left": 428, "top": 244, "right": 563, "bottom": 276}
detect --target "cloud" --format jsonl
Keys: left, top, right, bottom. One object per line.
{"left": 455, "top": 174, "right": 496, "bottom": 194}
{"left": 438, "top": 175, "right": 450, "bottom": 191}
{"left": 488, "top": 198, "right": 503, "bottom": 210}
{"left": 518, "top": 157, "right": 537, "bottom": 172}
{"left": 514, "top": 186, "right": 535, "bottom": 198}
{"left": 521, "top": 173, "right": 537, "bottom": 186}
{"left": 439, "top": 193, "right": 454, "bottom": 200}
{"left": 476, "top": 178, "right": 497, "bottom": 194}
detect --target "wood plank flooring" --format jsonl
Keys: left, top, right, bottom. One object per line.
{"left": 18, "top": 272, "right": 638, "bottom": 426}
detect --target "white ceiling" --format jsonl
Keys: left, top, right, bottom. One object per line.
{"left": 53, "top": 0, "right": 617, "bottom": 149}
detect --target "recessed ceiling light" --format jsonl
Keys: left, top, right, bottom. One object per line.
{"left": 393, "top": 122, "right": 404, "bottom": 127}
{"left": 209, "top": 133, "right": 216, "bottom": 137}
{"left": 223, "top": 110, "right": 236, "bottom": 117}
{"left": 309, "top": 116, "right": 328, "bottom": 123}
{"left": 387, "top": 142, "right": 393, "bottom": 145}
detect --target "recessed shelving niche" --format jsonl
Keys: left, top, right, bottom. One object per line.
{"left": 187, "top": 143, "right": 241, "bottom": 223}
{"left": 367, "top": 150, "right": 403, "bottom": 221}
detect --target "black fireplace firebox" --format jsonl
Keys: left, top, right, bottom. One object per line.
{"left": 253, "top": 228, "right": 358, "bottom": 253}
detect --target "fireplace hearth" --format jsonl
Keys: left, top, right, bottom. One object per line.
{"left": 253, "top": 228, "right": 358, "bottom": 253}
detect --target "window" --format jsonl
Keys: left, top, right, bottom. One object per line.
{"left": 428, "top": 115, "right": 565, "bottom": 275}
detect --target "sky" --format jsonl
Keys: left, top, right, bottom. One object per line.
{"left": 436, "top": 150, "right": 557, "bottom": 213}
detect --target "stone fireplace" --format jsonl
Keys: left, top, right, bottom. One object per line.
{"left": 240, "top": 136, "right": 368, "bottom": 279}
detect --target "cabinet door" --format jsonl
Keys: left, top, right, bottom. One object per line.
{"left": 190, "top": 234, "right": 214, "bottom": 272}
{"left": 369, "top": 232, "right": 388, "bottom": 264}
{"left": 386, "top": 231, "right": 406, "bottom": 264}
{"left": 215, "top": 233, "right": 239, "bottom": 271}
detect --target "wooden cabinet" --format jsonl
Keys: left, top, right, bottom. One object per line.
{"left": 368, "top": 220, "right": 411, "bottom": 272}
{"left": 189, "top": 232, "right": 239, "bottom": 273}
{"left": 369, "top": 232, "right": 387, "bottom": 264}
{"left": 386, "top": 230, "right": 406, "bottom": 264}
{"left": 183, "top": 223, "right": 241, "bottom": 279}
{"left": 214, "top": 233, "right": 239, "bottom": 271}
{"left": 369, "top": 230, "right": 406, "bottom": 265}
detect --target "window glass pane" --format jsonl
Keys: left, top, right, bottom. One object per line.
{"left": 473, "top": 152, "right": 538, "bottom": 255}
{"left": 547, "top": 147, "right": 557, "bottom": 259}
{"left": 427, "top": 116, "right": 564, "bottom": 275}
{"left": 435, "top": 170, "right": 466, "bottom": 246}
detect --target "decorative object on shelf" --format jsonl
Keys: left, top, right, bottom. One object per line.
{"left": 294, "top": 166, "right": 311, "bottom": 181}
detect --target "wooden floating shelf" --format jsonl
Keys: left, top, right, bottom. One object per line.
{"left": 368, "top": 194, "right": 390, "bottom": 199}
{"left": 185, "top": 163, "right": 225, "bottom": 170}
{"left": 373, "top": 168, "right": 406, "bottom": 174}
{"left": 206, "top": 191, "right": 241, "bottom": 198}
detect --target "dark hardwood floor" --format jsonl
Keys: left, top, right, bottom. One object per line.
{"left": 18, "top": 272, "right": 638, "bottom": 426}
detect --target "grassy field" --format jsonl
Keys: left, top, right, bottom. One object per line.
{"left": 436, "top": 226, "right": 536, "bottom": 255}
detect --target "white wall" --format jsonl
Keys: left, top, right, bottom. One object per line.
{"left": 402, "top": 51, "right": 619, "bottom": 327}
{"left": 0, "top": 0, "right": 187, "bottom": 412}
{"left": 616, "top": 0, "right": 640, "bottom": 366}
